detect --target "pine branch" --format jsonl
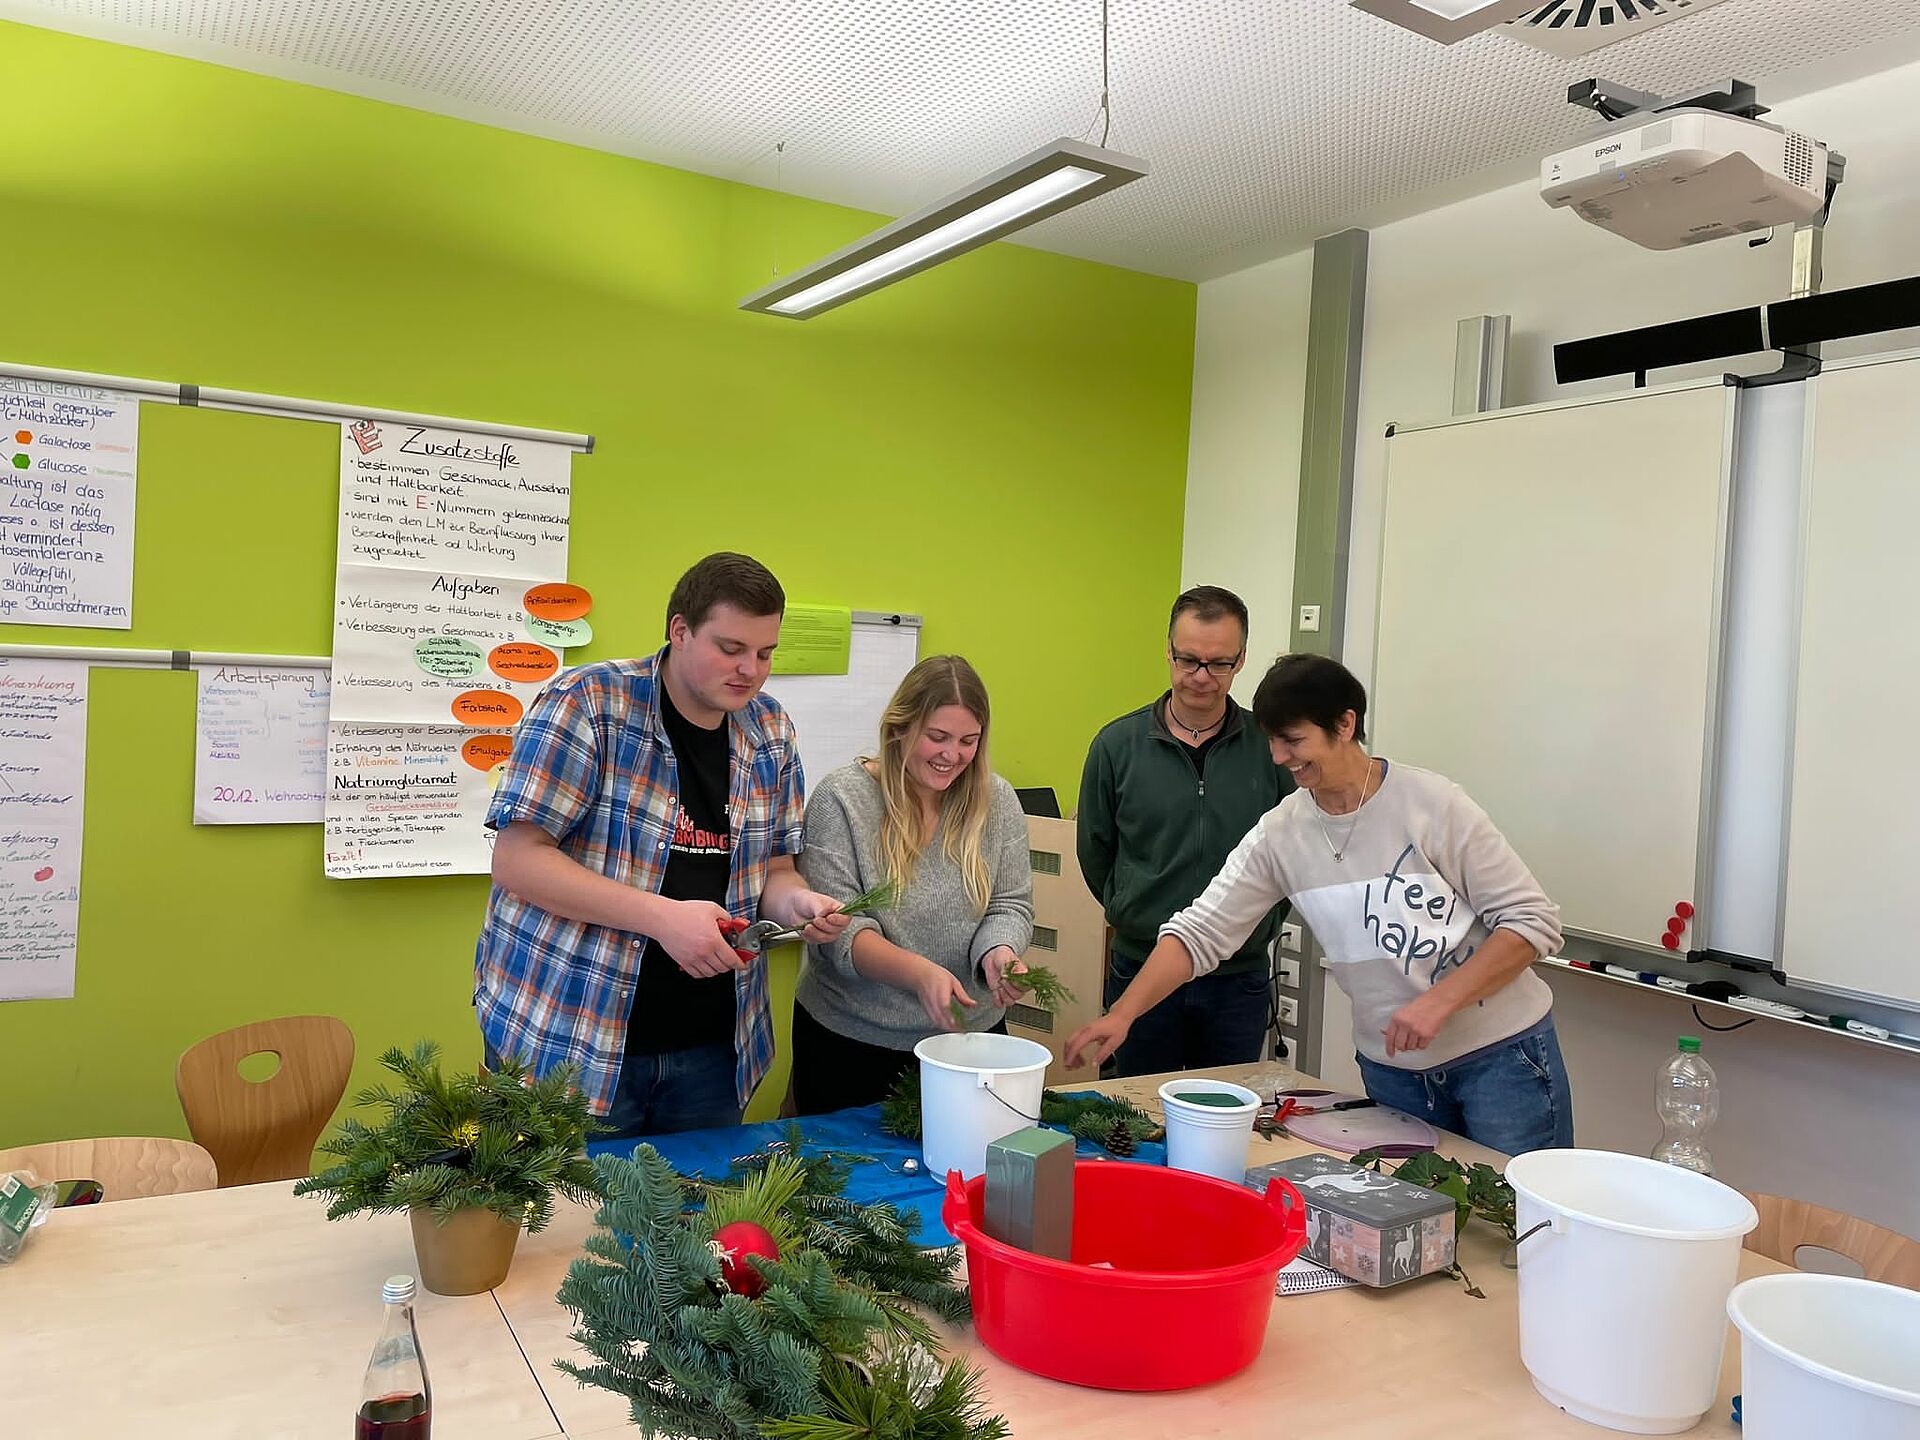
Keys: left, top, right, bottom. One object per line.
{"left": 838, "top": 877, "right": 903, "bottom": 917}
{"left": 1007, "top": 963, "right": 1075, "bottom": 1011}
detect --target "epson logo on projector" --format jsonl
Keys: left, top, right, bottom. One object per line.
{"left": 1595, "top": 143, "right": 1625, "bottom": 157}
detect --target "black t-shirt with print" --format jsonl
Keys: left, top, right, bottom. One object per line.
{"left": 626, "top": 684, "right": 736, "bottom": 1055}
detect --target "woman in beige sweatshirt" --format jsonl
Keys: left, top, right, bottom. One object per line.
{"left": 1067, "top": 653, "right": 1572, "bottom": 1154}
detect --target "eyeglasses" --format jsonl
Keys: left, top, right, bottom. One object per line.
{"left": 1170, "top": 652, "right": 1242, "bottom": 677}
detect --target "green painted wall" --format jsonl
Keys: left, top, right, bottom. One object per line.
{"left": 0, "top": 21, "right": 1194, "bottom": 1150}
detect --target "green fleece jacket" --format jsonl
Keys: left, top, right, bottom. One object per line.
{"left": 1076, "top": 694, "right": 1295, "bottom": 972}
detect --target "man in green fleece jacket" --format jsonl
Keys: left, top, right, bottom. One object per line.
{"left": 1077, "top": 586, "right": 1296, "bottom": 1076}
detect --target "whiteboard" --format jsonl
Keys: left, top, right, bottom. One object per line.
{"left": 763, "top": 615, "right": 920, "bottom": 794}
{"left": 1783, "top": 355, "right": 1920, "bottom": 1007}
{"left": 1372, "top": 385, "right": 1732, "bottom": 950}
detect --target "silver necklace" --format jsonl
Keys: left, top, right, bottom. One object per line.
{"left": 1166, "top": 697, "right": 1225, "bottom": 743}
{"left": 1314, "top": 758, "right": 1378, "bottom": 863}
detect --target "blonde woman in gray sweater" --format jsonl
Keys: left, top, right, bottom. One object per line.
{"left": 1068, "top": 653, "right": 1572, "bottom": 1154}
{"left": 793, "top": 656, "right": 1034, "bottom": 1115}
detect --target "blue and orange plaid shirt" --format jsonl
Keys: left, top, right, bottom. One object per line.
{"left": 473, "top": 649, "right": 805, "bottom": 1115}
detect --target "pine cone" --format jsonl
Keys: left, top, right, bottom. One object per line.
{"left": 1103, "top": 1121, "right": 1137, "bottom": 1158}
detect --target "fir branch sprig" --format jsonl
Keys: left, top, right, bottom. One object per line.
{"left": 292, "top": 1041, "right": 599, "bottom": 1231}
{"left": 1006, "top": 963, "right": 1075, "bottom": 1011}
{"left": 837, "top": 877, "right": 903, "bottom": 917}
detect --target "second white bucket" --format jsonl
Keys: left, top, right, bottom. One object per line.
{"left": 914, "top": 1031, "right": 1051, "bottom": 1181}
{"left": 1506, "top": 1149, "right": 1758, "bottom": 1434}
{"left": 1158, "top": 1078, "right": 1260, "bottom": 1182}
{"left": 1728, "top": 1273, "right": 1920, "bottom": 1438}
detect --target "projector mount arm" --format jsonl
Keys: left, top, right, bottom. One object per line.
{"left": 1566, "top": 77, "right": 1767, "bottom": 123}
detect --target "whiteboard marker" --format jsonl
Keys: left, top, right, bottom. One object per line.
{"left": 1653, "top": 976, "right": 1692, "bottom": 992}
{"left": 1828, "top": 1015, "right": 1891, "bottom": 1040}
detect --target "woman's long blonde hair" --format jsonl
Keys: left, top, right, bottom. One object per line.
{"left": 871, "top": 655, "right": 994, "bottom": 913}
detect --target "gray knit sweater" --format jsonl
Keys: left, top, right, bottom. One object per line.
{"left": 796, "top": 762, "right": 1034, "bottom": 1052}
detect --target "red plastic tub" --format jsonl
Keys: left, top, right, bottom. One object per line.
{"left": 943, "top": 1160, "right": 1306, "bottom": 1391}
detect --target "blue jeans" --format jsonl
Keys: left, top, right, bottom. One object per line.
{"left": 1105, "top": 955, "right": 1273, "bottom": 1078}
{"left": 1354, "top": 1018, "right": 1574, "bottom": 1156}
{"left": 486, "top": 1040, "right": 741, "bottom": 1142}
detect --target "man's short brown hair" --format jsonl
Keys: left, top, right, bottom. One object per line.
{"left": 664, "top": 553, "right": 785, "bottom": 639}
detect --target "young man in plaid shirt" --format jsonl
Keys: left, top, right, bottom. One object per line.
{"left": 474, "top": 552, "right": 849, "bottom": 1138}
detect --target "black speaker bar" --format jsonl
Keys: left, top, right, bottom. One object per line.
{"left": 1771, "top": 275, "right": 1920, "bottom": 348}
{"left": 1554, "top": 272, "right": 1920, "bottom": 386}
{"left": 1556, "top": 308, "right": 1765, "bottom": 386}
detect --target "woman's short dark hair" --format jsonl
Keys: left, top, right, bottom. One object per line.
{"left": 664, "top": 552, "right": 785, "bottom": 638}
{"left": 1252, "top": 653, "right": 1369, "bottom": 743}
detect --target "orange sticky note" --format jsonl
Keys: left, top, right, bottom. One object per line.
{"left": 451, "top": 690, "right": 524, "bottom": 728}
{"left": 523, "top": 582, "right": 592, "bottom": 621}
{"left": 489, "top": 642, "right": 560, "bottom": 682}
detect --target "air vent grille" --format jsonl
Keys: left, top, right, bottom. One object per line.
{"left": 1784, "top": 131, "right": 1815, "bottom": 190}
{"left": 1506, "top": 0, "right": 1742, "bottom": 57}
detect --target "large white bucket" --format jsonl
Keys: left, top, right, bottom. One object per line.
{"left": 1158, "top": 1078, "right": 1260, "bottom": 1181}
{"left": 914, "top": 1032, "right": 1051, "bottom": 1182}
{"left": 1506, "top": 1149, "right": 1758, "bottom": 1434}
{"left": 1728, "top": 1273, "right": 1920, "bottom": 1439}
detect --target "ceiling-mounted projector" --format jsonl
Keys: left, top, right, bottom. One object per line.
{"left": 1541, "top": 79, "right": 1842, "bottom": 252}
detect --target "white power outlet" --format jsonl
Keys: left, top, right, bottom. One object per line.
{"left": 1278, "top": 922, "right": 1303, "bottom": 952}
{"left": 1298, "top": 604, "right": 1321, "bottom": 633}
{"left": 1278, "top": 995, "right": 1299, "bottom": 1028}
{"left": 1278, "top": 956, "right": 1301, "bottom": 989}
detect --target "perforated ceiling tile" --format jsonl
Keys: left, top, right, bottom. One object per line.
{"left": 8, "top": 0, "right": 1920, "bottom": 279}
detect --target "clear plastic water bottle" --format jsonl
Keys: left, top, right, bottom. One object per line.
{"left": 1651, "top": 1036, "right": 1719, "bottom": 1175}
{"left": 356, "top": 1274, "right": 431, "bottom": 1438}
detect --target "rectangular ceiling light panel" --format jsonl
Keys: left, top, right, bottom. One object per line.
{"left": 739, "top": 138, "right": 1148, "bottom": 318}
{"left": 1348, "top": 0, "right": 1541, "bottom": 43}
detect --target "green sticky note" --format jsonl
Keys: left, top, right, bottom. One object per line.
{"left": 414, "top": 635, "right": 484, "bottom": 679}
{"left": 770, "top": 604, "right": 852, "bottom": 675}
{"left": 526, "top": 614, "right": 591, "bottom": 646}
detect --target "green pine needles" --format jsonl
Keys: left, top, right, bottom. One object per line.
{"left": 838, "top": 878, "right": 904, "bottom": 917}
{"left": 558, "top": 1138, "right": 1005, "bottom": 1440}
{"left": 293, "top": 1041, "right": 599, "bottom": 1232}
{"left": 1005, "top": 964, "right": 1074, "bottom": 1011}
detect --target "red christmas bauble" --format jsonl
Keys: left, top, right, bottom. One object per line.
{"left": 710, "top": 1221, "right": 780, "bottom": 1297}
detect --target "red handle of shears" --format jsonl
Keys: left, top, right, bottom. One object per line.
{"left": 717, "top": 916, "right": 754, "bottom": 962}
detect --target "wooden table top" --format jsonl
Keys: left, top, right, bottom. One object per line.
{"left": 4, "top": 1063, "right": 1781, "bottom": 1437}
{"left": 1, "top": 1181, "right": 565, "bottom": 1440}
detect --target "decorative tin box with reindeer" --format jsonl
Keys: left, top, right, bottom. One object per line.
{"left": 1244, "top": 1152, "right": 1455, "bottom": 1287}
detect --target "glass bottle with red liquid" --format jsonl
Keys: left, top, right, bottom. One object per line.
{"left": 356, "top": 1274, "right": 431, "bottom": 1439}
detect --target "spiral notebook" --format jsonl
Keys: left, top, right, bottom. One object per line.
{"left": 1278, "top": 1255, "right": 1360, "bottom": 1296}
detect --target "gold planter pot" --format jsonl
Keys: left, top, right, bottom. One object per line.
{"left": 409, "top": 1205, "right": 522, "bottom": 1295}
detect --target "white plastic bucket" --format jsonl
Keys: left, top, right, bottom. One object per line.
{"left": 1728, "top": 1273, "right": 1920, "bottom": 1439}
{"left": 1506, "top": 1148, "right": 1758, "bottom": 1434}
{"left": 915, "top": 1032, "right": 1051, "bottom": 1181}
{"left": 1158, "top": 1078, "right": 1260, "bottom": 1182}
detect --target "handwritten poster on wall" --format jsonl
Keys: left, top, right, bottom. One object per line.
{"left": 0, "top": 377, "right": 139, "bottom": 629}
{"left": 337, "top": 420, "right": 571, "bottom": 578}
{"left": 323, "top": 723, "right": 510, "bottom": 878}
{"left": 327, "top": 419, "right": 577, "bottom": 880}
{"left": 0, "top": 657, "right": 88, "bottom": 1001}
{"left": 331, "top": 564, "right": 565, "bottom": 726}
{"left": 193, "top": 664, "right": 330, "bottom": 825}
